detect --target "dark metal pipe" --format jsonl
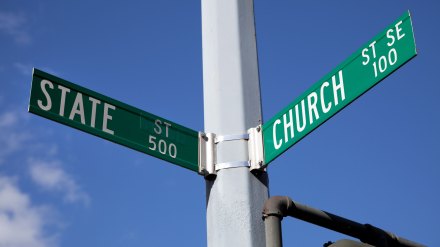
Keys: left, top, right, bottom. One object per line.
{"left": 262, "top": 196, "right": 425, "bottom": 247}
{"left": 264, "top": 214, "right": 283, "bottom": 247}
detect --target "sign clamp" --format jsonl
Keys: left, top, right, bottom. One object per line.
{"left": 215, "top": 133, "right": 249, "bottom": 143}
{"left": 248, "top": 125, "right": 265, "bottom": 171}
{"left": 216, "top": 161, "right": 250, "bottom": 170}
{"left": 198, "top": 126, "right": 266, "bottom": 178}
{"left": 198, "top": 132, "right": 216, "bottom": 178}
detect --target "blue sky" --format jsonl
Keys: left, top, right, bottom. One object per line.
{"left": 1, "top": 1, "right": 439, "bottom": 246}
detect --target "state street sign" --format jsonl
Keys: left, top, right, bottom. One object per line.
{"left": 29, "top": 69, "right": 199, "bottom": 172}
{"left": 263, "top": 11, "right": 417, "bottom": 165}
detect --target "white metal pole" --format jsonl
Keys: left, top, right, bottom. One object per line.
{"left": 201, "top": 0, "right": 269, "bottom": 246}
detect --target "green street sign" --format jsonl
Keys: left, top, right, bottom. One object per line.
{"left": 263, "top": 11, "right": 417, "bottom": 165}
{"left": 29, "top": 69, "right": 199, "bottom": 172}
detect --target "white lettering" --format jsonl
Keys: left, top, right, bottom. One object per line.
{"left": 386, "top": 28, "right": 395, "bottom": 46}
{"left": 373, "top": 61, "right": 378, "bottom": 77}
{"left": 307, "top": 92, "right": 319, "bottom": 125}
{"left": 283, "top": 109, "right": 294, "bottom": 143}
{"left": 295, "top": 100, "right": 306, "bottom": 132}
{"left": 158, "top": 139, "right": 167, "bottom": 154}
{"left": 320, "top": 81, "right": 331, "bottom": 113}
{"left": 88, "top": 97, "right": 101, "bottom": 128}
{"left": 379, "top": 56, "right": 387, "bottom": 73}
{"left": 395, "top": 20, "right": 405, "bottom": 40}
{"left": 169, "top": 143, "right": 177, "bottom": 158}
{"left": 148, "top": 135, "right": 178, "bottom": 158}
{"left": 163, "top": 122, "right": 171, "bottom": 138}
{"left": 273, "top": 119, "right": 282, "bottom": 150}
{"left": 369, "top": 41, "right": 377, "bottom": 59}
{"left": 332, "top": 70, "right": 346, "bottom": 106}
{"left": 103, "top": 103, "right": 115, "bottom": 135}
{"left": 58, "top": 85, "right": 70, "bottom": 117}
{"left": 389, "top": 48, "right": 397, "bottom": 66}
{"left": 37, "top": 80, "right": 53, "bottom": 111}
{"left": 148, "top": 135, "right": 157, "bottom": 150}
{"left": 154, "top": 119, "right": 162, "bottom": 135}
{"left": 69, "top": 93, "right": 85, "bottom": 124}
{"left": 362, "top": 48, "right": 370, "bottom": 65}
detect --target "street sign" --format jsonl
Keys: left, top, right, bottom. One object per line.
{"left": 29, "top": 68, "right": 199, "bottom": 172}
{"left": 263, "top": 11, "right": 417, "bottom": 165}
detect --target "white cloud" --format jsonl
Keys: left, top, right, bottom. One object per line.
{"left": 0, "top": 111, "right": 32, "bottom": 165}
{"left": 0, "top": 175, "right": 57, "bottom": 247}
{"left": 0, "top": 109, "right": 89, "bottom": 206}
{"left": 0, "top": 12, "right": 31, "bottom": 45}
{"left": 0, "top": 105, "right": 89, "bottom": 245}
{"left": 29, "top": 159, "right": 90, "bottom": 207}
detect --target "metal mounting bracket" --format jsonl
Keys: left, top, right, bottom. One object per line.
{"left": 248, "top": 125, "right": 265, "bottom": 171}
{"left": 198, "top": 126, "right": 265, "bottom": 177}
{"left": 198, "top": 132, "right": 216, "bottom": 178}
{"left": 216, "top": 161, "right": 250, "bottom": 170}
{"left": 214, "top": 133, "right": 251, "bottom": 171}
{"left": 215, "top": 133, "right": 249, "bottom": 143}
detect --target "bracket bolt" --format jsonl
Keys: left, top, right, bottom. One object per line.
{"left": 201, "top": 133, "right": 208, "bottom": 141}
